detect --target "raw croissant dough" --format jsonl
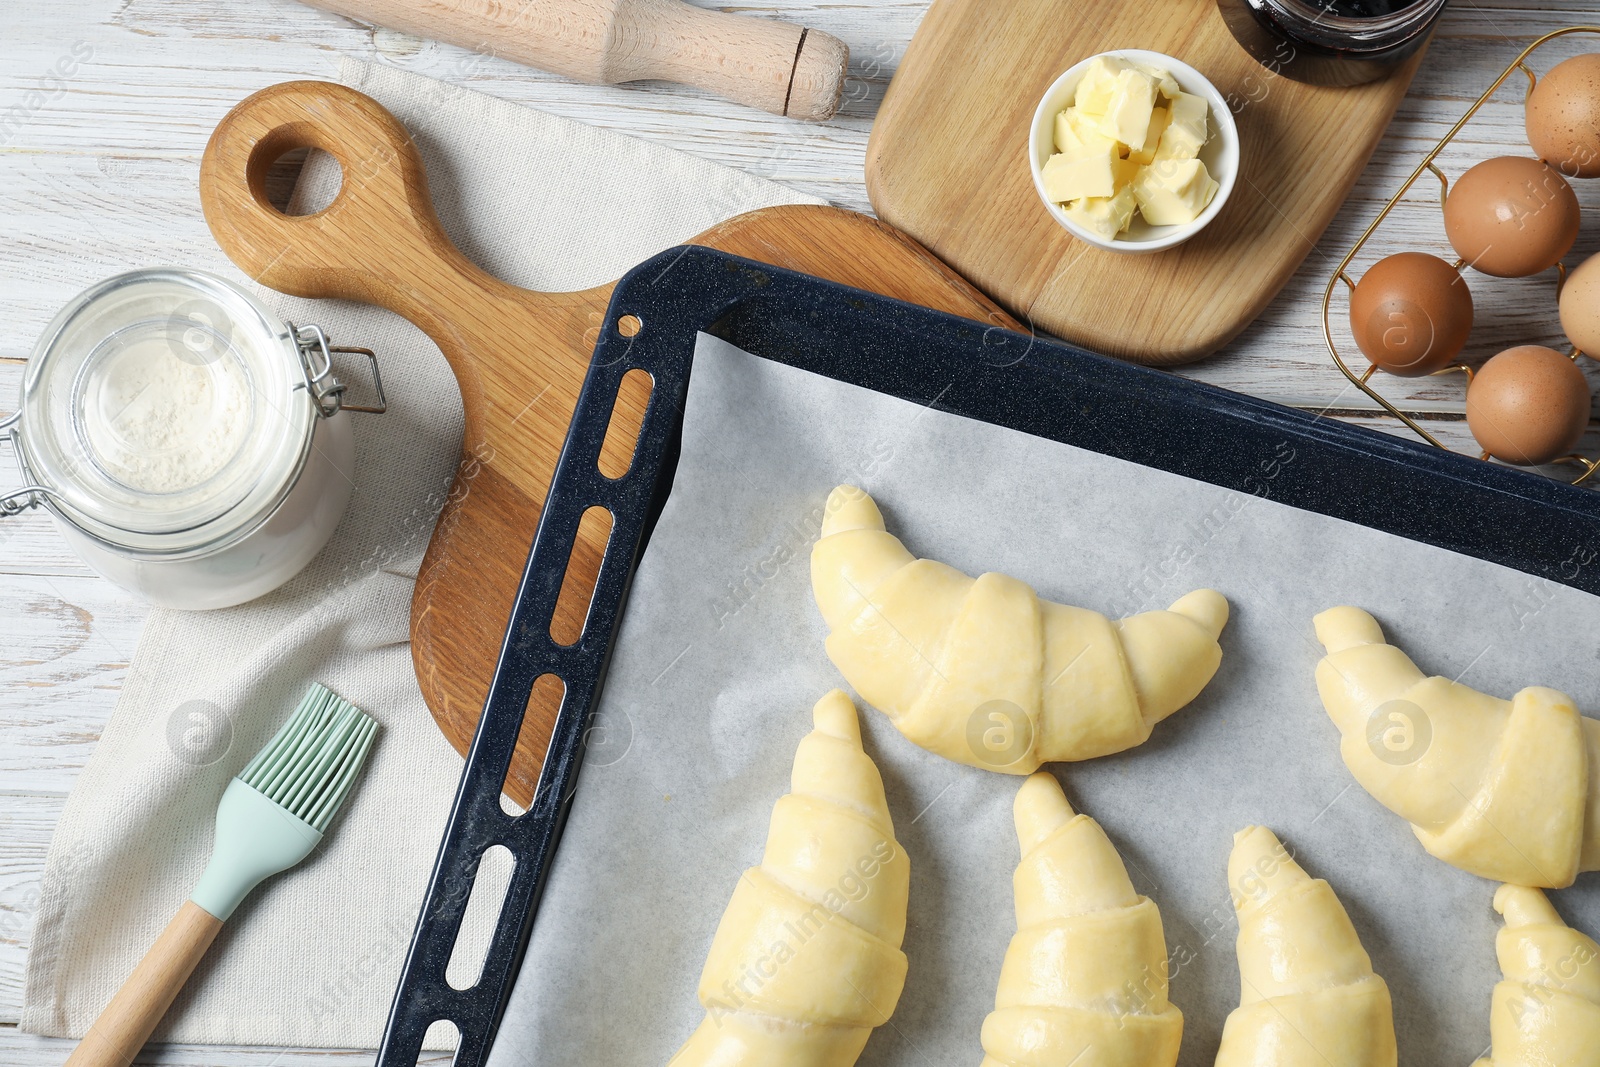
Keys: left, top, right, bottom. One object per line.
{"left": 1216, "top": 826, "right": 1396, "bottom": 1067}
{"left": 1474, "top": 885, "right": 1600, "bottom": 1066}
{"left": 981, "top": 773, "right": 1183, "bottom": 1067}
{"left": 811, "top": 485, "right": 1229, "bottom": 773}
{"left": 667, "top": 690, "right": 910, "bottom": 1067}
{"left": 1314, "top": 605, "right": 1600, "bottom": 888}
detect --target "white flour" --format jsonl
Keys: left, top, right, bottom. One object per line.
{"left": 82, "top": 329, "right": 251, "bottom": 494}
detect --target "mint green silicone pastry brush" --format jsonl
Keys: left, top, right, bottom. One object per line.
{"left": 66, "top": 683, "right": 377, "bottom": 1067}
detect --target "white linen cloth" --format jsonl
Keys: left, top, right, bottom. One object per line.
{"left": 22, "top": 57, "right": 820, "bottom": 1050}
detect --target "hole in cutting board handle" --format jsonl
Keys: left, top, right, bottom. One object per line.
{"left": 245, "top": 122, "right": 353, "bottom": 221}
{"left": 261, "top": 146, "right": 343, "bottom": 216}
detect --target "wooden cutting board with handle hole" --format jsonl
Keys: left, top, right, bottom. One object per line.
{"left": 199, "top": 81, "right": 1021, "bottom": 807}
{"left": 866, "top": 0, "right": 1425, "bottom": 366}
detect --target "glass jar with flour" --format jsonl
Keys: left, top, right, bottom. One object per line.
{"left": 2, "top": 269, "right": 385, "bottom": 609}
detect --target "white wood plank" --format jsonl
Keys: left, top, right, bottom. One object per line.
{"left": 0, "top": 795, "right": 63, "bottom": 1022}
{"left": 0, "top": 573, "right": 146, "bottom": 796}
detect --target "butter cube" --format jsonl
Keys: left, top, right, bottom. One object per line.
{"left": 1127, "top": 106, "right": 1171, "bottom": 166}
{"left": 1092, "top": 68, "right": 1159, "bottom": 150}
{"left": 1133, "top": 158, "right": 1219, "bottom": 226}
{"left": 1073, "top": 55, "right": 1131, "bottom": 115}
{"left": 1155, "top": 91, "right": 1209, "bottom": 160}
{"left": 1170, "top": 92, "right": 1208, "bottom": 133}
{"left": 1135, "top": 62, "right": 1183, "bottom": 100}
{"left": 1155, "top": 123, "right": 1204, "bottom": 161}
{"left": 1054, "top": 106, "right": 1117, "bottom": 158}
{"left": 1041, "top": 143, "right": 1139, "bottom": 203}
{"left": 1054, "top": 109, "right": 1076, "bottom": 153}
{"left": 1164, "top": 92, "right": 1203, "bottom": 139}
{"left": 1065, "top": 186, "right": 1139, "bottom": 239}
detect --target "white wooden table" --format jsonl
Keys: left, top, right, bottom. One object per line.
{"left": 3, "top": 1, "right": 1598, "bottom": 1062}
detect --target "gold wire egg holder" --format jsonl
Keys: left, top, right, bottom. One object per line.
{"left": 1322, "top": 25, "right": 1600, "bottom": 485}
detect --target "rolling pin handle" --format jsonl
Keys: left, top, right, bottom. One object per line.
{"left": 787, "top": 27, "right": 852, "bottom": 121}
{"left": 615, "top": 0, "right": 849, "bottom": 120}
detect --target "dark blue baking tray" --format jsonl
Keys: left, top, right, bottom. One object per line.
{"left": 374, "top": 245, "right": 1600, "bottom": 1066}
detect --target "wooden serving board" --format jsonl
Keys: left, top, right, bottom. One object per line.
{"left": 866, "top": 0, "right": 1425, "bottom": 366}
{"left": 199, "top": 81, "right": 1020, "bottom": 807}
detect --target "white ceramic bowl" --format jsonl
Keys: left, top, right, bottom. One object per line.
{"left": 1028, "top": 49, "right": 1239, "bottom": 254}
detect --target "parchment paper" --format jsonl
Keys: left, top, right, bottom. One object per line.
{"left": 490, "top": 333, "right": 1600, "bottom": 1066}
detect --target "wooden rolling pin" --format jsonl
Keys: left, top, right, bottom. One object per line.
{"left": 300, "top": 0, "right": 849, "bottom": 120}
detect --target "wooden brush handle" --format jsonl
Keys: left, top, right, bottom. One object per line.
{"left": 64, "top": 901, "right": 223, "bottom": 1067}
{"left": 301, "top": 0, "right": 849, "bottom": 121}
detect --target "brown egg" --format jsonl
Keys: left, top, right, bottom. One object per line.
{"left": 1527, "top": 54, "right": 1600, "bottom": 179}
{"left": 1466, "top": 345, "right": 1591, "bottom": 464}
{"left": 1348, "top": 252, "right": 1473, "bottom": 376}
{"left": 1559, "top": 250, "right": 1600, "bottom": 354}
{"left": 1443, "top": 157, "right": 1580, "bottom": 277}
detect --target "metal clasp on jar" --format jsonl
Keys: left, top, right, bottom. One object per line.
{"left": 291, "top": 323, "right": 389, "bottom": 417}
{"left": 0, "top": 409, "right": 56, "bottom": 517}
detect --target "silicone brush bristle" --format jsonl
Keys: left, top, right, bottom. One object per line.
{"left": 238, "top": 684, "right": 377, "bottom": 832}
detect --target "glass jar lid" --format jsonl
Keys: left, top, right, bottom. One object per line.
{"left": 13, "top": 269, "right": 317, "bottom": 554}
{"left": 1244, "top": 0, "right": 1447, "bottom": 54}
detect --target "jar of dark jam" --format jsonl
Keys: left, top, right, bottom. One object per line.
{"left": 1216, "top": 0, "right": 1449, "bottom": 87}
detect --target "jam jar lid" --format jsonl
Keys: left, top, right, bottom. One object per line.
{"left": 1231, "top": 0, "right": 1448, "bottom": 57}
{"left": 13, "top": 269, "right": 317, "bottom": 554}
